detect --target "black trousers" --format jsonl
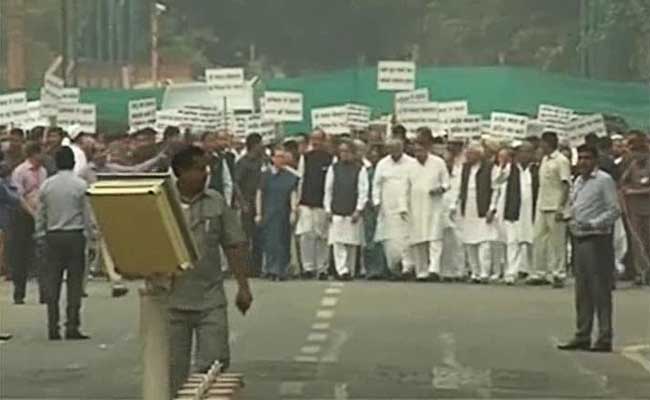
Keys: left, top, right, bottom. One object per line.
{"left": 5, "top": 209, "right": 40, "bottom": 302}
{"left": 240, "top": 210, "right": 263, "bottom": 276}
{"left": 45, "top": 231, "right": 86, "bottom": 333}
{"left": 573, "top": 234, "right": 614, "bottom": 346}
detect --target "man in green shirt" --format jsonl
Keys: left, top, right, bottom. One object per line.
{"left": 168, "top": 145, "right": 253, "bottom": 394}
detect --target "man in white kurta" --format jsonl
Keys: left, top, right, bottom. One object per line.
{"left": 456, "top": 144, "right": 499, "bottom": 283}
{"left": 441, "top": 143, "right": 466, "bottom": 280}
{"left": 493, "top": 143, "right": 538, "bottom": 284}
{"left": 373, "top": 139, "right": 415, "bottom": 277}
{"left": 296, "top": 130, "right": 333, "bottom": 279}
{"left": 324, "top": 142, "right": 369, "bottom": 279}
{"left": 407, "top": 141, "right": 450, "bottom": 281}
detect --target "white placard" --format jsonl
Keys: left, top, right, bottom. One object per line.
{"left": 525, "top": 119, "right": 546, "bottom": 138}
{"left": 60, "top": 88, "right": 80, "bottom": 104}
{"left": 262, "top": 91, "right": 303, "bottom": 122}
{"left": 396, "top": 101, "right": 440, "bottom": 133}
{"left": 447, "top": 115, "right": 482, "bottom": 139}
{"left": 16, "top": 101, "right": 48, "bottom": 130}
{"left": 538, "top": 104, "right": 573, "bottom": 133}
{"left": 394, "top": 88, "right": 429, "bottom": 112}
{"left": 155, "top": 109, "right": 185, "bottom": 133}
{"left": 566, "top": 114, "right": 607, "bottom": 145}
{"left": 245, "top": 114, "right": 275, "bottom": 140}
{"left": 206, "top": 68, "right": 245, "bottom": 96}
{"left": 345, "top": 104, "right": 371, "bottom": 130}
{"left": 378, "top": 61, "right": 416, "bottom": 91}
{"left": 128, "top": 98, "right": 157, "bottom": 131}
{"left": 490, "top": 112, "right": 529, "bottom": 140}
{"left": 57, "top": 104, "right": 96, "bottom": 133}
{"left": 0, "top": 92, "right": 27, "bottom": 125}
{"left": 311, "top": 105, "right": 349, "bottom": 135}
{"left": 438, "top": 101, "right": 468, "bottom": 120}
{"left": 41, "top": 73, "right": 64, "bottom": 118}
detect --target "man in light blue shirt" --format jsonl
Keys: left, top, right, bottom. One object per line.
{"left": 558, "top": 144, "right": 620, "bottom": 353}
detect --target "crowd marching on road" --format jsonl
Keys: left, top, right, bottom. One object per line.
{"left": 1, "top": 120, "right": 649, "bottom": 388}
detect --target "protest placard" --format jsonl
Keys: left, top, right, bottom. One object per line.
{"left": 205, "top": 68, "right": 245, "bottom": 97}
{"left": 377, "top": 61, "right": 416, "bottom": 91}
{"left": 57, "top": 104, "right": 96, "bottom": 133}
{"left": 566, "top": 114, "right": 607, "bottom": 145}
{"left": 525, "top": 119, "right": 546, "bottom": 138}
{"left": 128, "top": 98, "right": 158, "bottom": 131}
{"left": 245, "top": 113, "right": 275, "bottom": 141}
{"left": 394, "top": 88, "right": 429, "bottom": 114}
{"left": 262, "top": 91, "right": 303, "bottom": 122}
{"left": 345, "top": 104, "right": 371, "bottom": 130}
{"left": 311, "top": 106, "right": 349, "bottom": 135}
{"left": 538, "top": 104, "right": 573, "bottom": 133}
{"left": 0, "top": 92, "right": 27, "bottom": 125}
{"left": 41, "top": 72, "right": 64, "bottom": 117}
{"left": 490, "top": 112, "right": 529, "bottom": 140}
{"left": 447, "top": 115, "right": 482, "bottom": 139}
{"left": 396, "top": 101, "right": 440, "bottom": 133}
{"left": 60, "top": 88, "right": 80, "bottom": 104}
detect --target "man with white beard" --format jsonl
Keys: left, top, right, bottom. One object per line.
{"left": 373, "top": 138, "right": 415, "bottom": 279}
{"left": 456, "top": 143, "right": 498, "bottom": 283}
{"left": 493, "top": 142, "right": 539, "bottom": 284}
{"left": 407, "top": 140, "right": 450, "bottom": 281}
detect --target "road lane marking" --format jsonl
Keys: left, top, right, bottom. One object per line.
{"left": 325, "top": 287, "right": 342, "bottom": 295}
{"left": 300, "top": 345, "right": 321, "bottom": 355}
{"left": 321, "top": 330, "right": 349, "bottom": 363}
{"left": 307, "top": 332, "right": 328, "bottom": 342}
{"left": 316, "top": 309, "right": 335, "bottom": 319}
{"left": 321, "top": 297, "right": 339, "bottom": 307}
{"left": 330, "top": 282, "right": 345, "bottom": 288}
{"left": 311, "top": 322, "right": 331, "bottom": 331}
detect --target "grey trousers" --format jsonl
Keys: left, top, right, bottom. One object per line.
{"left": 573, "top": 234, "right": 614, "bottom": 345}
{"left": 45, "top": 231, "right": 86, "bottom": 333}
{"left": 168, "top": 306, "right": 230, "bottom": 395}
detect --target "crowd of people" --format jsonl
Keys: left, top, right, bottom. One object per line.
{"left": 0, "top": 122, "right": 649, "bottom": 310}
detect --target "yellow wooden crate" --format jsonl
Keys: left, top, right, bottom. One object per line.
{"left": 87, "top": 178, "right": 198, "bottom": 278}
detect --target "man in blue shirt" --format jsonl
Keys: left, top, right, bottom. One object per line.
{"left": 558, "top": 144, "right": 620, "bottom": 353}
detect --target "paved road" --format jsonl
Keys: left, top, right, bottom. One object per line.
{"left": 1, "top": 278, "right": 649, "bottom": 399}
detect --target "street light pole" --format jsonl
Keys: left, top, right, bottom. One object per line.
{"left": 150, "top": 1, "right": 159, "bottom": 87}
{"left": 61, "top": 0, "right": 68, "bottom": 84}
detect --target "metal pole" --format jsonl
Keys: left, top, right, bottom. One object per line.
{"left": 150, "top": 0, "right": 158, "bottom": 87}
{"left": 61, "top": 0, "right": 68, "bottom": 84}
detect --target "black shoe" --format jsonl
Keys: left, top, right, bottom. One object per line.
{"left": 589, "top": 343, "right": 612, "bottom": 353}
{"left": 0, "top": 333, "right": 13, "bottom": 341}
{"left": 111, "top": 285, "right": 129, "bottom": 298}
{"left": 65, "top": 331, "right": 90, "bottom": 340}
{"left": 278, "top": 276, "right": 288, "bottom": 282}
{"left": 340, "top": 273, "right": 352, "bottom": 281}
{"left": 429, "top": 273, "right": 441, "bottom": 282}
{"left": 48, "top": 331, "right": 62, "bottom": 341}
{"left": 318, "top": 273, "right": 329, "bottom": 281}
{"left": 302, "top": 271, "right": 315, "bottom": 280}
{"left": 81, "top": 292, "right": 89, "bottom": 298}
{"left": 557, "top": 340, "right": 591, "bottom": 351}
{"left": 13, "top": 299, "right": 25, "bottom": 305}
{"left": 552, "top": 277, "right": 564, "bottom": 289}
{"left": 416, "top": 277, "right": 429, "bottom": 282}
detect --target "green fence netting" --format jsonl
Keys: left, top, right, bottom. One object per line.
{"left": 266, "top": 66, "right": 650, "bottom": 134}
{"left": 4, "top": 66, "right": 649, "bottom": 134}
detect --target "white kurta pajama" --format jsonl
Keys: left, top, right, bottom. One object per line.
{"left": 458, "top": 164, "right": 498, "bottom": 281}
{"left": 407, "top": 155, "right": 450, "bottom": 279}
{"left": 373, "top": 154, "right": 415, "bottom": 274}
{"left": 296, "top": 155, "right": 330, "bottom": 275}
{"left": 495, "top": 164, "right": 535, "bottom": 281}
{"left": 324, "top": 164, "right": 369, "bottom": 277}
{"left": 441, "top": 159, "right": 466, "bottom": 279}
